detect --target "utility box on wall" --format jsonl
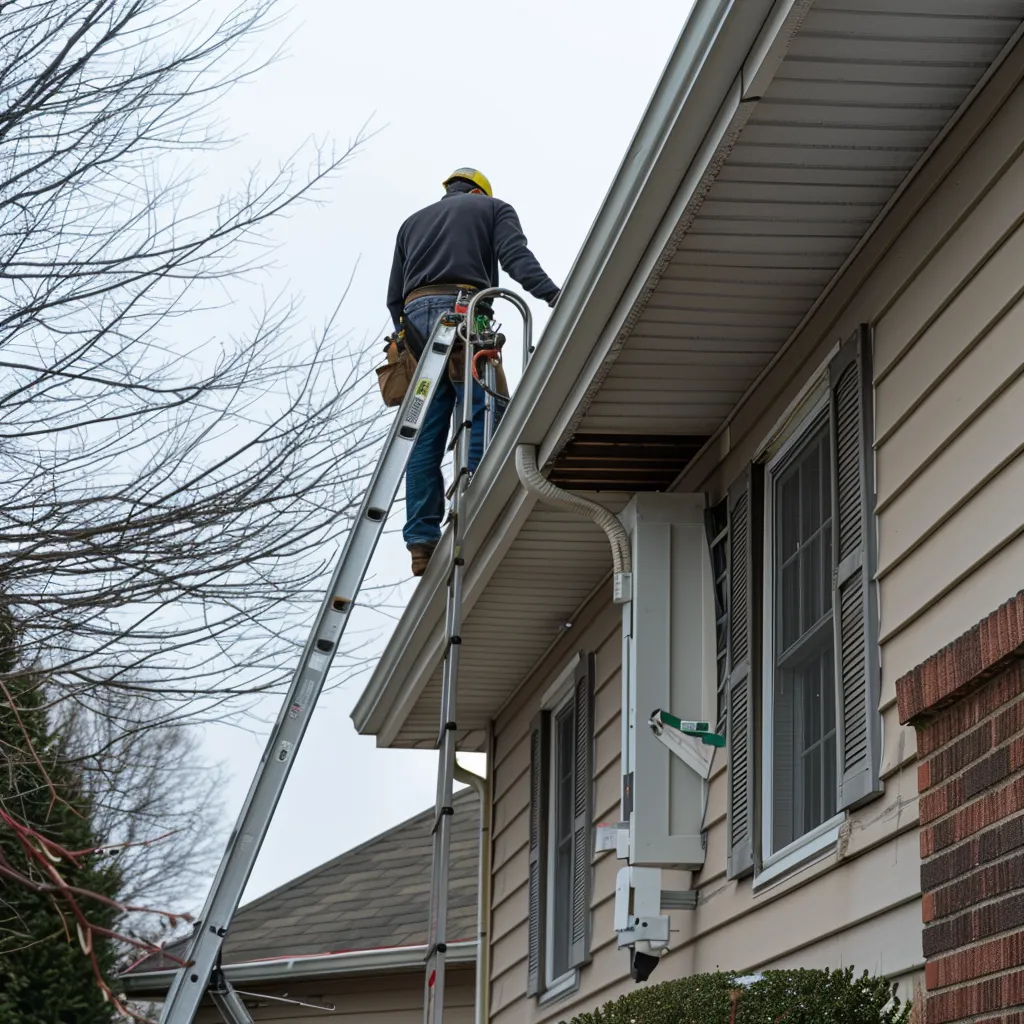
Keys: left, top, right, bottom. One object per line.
{"left": 620, "top": 493, "right": 716, "bottom": 869}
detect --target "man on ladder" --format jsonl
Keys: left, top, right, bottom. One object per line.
{"left": 387, "top": 167, "right": 560, "bottom": 576}
{"left": 157, "top": 170, "right": 549, "bottom": 1024}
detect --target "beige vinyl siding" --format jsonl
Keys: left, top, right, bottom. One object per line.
{"left": 488, "top": 582, "right": 921, "bottom": 1024}
{"left": 191, "top": 968, "right": 474, "bottom": 1023}
{"left": 701, "top": 55, "right": 1024, "bottom": 689}
{"left": 872, "top": 124, "right": 1024, "bottom": 681}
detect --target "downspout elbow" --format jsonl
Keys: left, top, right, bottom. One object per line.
{"left": 515, "top": 444, "right": 632, "bottom": 603}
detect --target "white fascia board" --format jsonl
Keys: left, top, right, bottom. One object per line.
{"left": 352, "top": 0, "right": 792, "bottom": 746}
{"left": 120, "top": 940, "right": 477, "bottom": 994}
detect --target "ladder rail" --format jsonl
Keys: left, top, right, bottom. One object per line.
{"left": 208, "top": 972, "right": 255, "bottom": 1024}
{"left": 423, "top": 289, "right": 532, "bottom": 1024}
{"left": 160, "top": 316, "right": 461, "bottom": 1024}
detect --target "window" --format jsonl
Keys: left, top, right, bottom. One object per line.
{"left": 715, "top": 326, "right": 883, "bottom": 883}
{"left": 766, "top": 410, "right": 838, "bottom": 854}
{"left": 527, "top": 653, "right": 594, "bottom": 1000}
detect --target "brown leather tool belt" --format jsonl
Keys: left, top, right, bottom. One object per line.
{"left": 403, "top": 283, "right": 478, "bottom": 305}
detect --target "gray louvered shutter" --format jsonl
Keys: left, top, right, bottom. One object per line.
{"left": 526, "top": 712, "right": 550, "bottom": 997}
{"left": 829, "top": 325, "right": 882, "bottom": 810}
{"left": 569, "top": 653, "right": 594, "bottom": 968}
{"left": 726, "top": 468, "right": 759, "bottom": 880}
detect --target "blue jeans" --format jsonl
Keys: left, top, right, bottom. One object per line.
{"left": 402, "top": 295, "right": 505, "bottom": 548}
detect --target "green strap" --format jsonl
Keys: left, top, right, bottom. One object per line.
{"left": 657, "top": 710, "right": 726, "bottom": 748}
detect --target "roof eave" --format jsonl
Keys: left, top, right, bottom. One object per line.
{"left": 351, "top": 0, "right": 789, "bottom": 745}
{"left": 119, "top": 939, "right": 477, "bottom": 996}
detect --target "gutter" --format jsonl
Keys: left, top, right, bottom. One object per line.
{"left": 351, "top": 0, "right": 793, "bottom": 747}
{"left": 119, "top": 939, "right": 478, "bottom": 995}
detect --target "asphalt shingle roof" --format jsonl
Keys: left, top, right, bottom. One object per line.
{"left": 125, "top": 787, "right": 479, "bottom": 973}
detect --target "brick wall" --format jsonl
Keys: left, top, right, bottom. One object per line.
{"left": 898, "top": 590, "right": 1024, "bottom": 1024}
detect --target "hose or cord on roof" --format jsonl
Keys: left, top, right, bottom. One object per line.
{"left": 515, "top": 444, "right": 632, "bottom": 580}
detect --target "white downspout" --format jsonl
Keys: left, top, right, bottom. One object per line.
{"left": 517, "top": 443, "right": 640, "bottom": 959}
{"left": 515, "top": 445, "right": 632, "bottom": 602}
{"left": 454, "top": 760, "right": 491, "bottom": 1024}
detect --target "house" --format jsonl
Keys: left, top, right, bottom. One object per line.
{"left": 352, "top": 2, "right": 1024, "bottom": 1024}
{"left": 120, "top": 789, "right": 481, "bottom": 1022}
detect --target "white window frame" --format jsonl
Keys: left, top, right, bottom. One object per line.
{"left": 541, "top": 670, "right": 579, "bottom": 999}
{"left": 759, "top": 391, "right": 844, "bottom": 882}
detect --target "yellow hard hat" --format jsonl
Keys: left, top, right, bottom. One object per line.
{"left": 442, "top": 167, "right": 493, "bottom": 197}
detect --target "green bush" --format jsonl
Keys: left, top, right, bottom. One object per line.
{"left": 561, "top": 967, "right": 911, "bottom": 1024}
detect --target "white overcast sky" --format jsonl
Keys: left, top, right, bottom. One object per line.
{"left": 194, "top": 0, "right": 695, "bottom": 908}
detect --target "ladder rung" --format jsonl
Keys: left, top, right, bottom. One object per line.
{"left": 431, "top": 805, "right": 454, "bottom": 834}
{"left": 425, "top": 941, "right": 448, "bottom": 962}
{"left": 446, "top": 420, "right": 473, "bottom": 454}
{"left": 445, "top": 467, "right": 468, "bottom": 499}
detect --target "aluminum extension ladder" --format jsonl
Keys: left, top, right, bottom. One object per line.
{"left": 423, "top": 289, "right": 531, "bottom": 1024}
{"left": 158, "top": 289, "right": 529, "bottom": 1024}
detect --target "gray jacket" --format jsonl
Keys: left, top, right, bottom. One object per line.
{"left": 387, "top": 191, "right": 559, "bottom": 330}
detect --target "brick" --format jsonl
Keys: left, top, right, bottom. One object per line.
{"left": 898, "top": 600, "right": 1024, "bottom": 1022}
{"left": 924, "top": 719, "right": 999, "bottom": 790}
{"left": 979, "top": 814, "right": 1024, "bottom": 865}
{"left": 922, "top": 838, "right": 981, "bottom": 891}
{"left": 923, "top": 826, "right": 936, "bottom": 858}
{"left": 923, "top": 894, "right": 1024, "bottom": 957}
{"left": 897, "top": 589, "right": 1024, "bottom": 724}
{"left": 925, "top": 968, "right": 1024, "bottom": 1023}
{"left": 918, "top": 687, "right": 989, "bottom": 757}
{"left": 921, "top": 776, "right": 963, "bottom": 825}
{"left": 922, "top": 814, "right": 1024, "bottom": 892}
{"left": 929, "top": 777, "right": 1024, "bottom": 856}
{"left": 916, "top": 664, "right": 1024, "bottom": 756}
{"left": 927, "top": 931, "right": 1024, "bottom": 988}
{"left": 965, "top": 747, "right": 1015, "bottom": 802}
{"left": 923, "top": 891, "right": 936, "bottom": 924}
{"left": 931, "top": 851, "right": 1024, "bottom": 920}
{"left": 996, "top": 697, "right": 1024, "bottom": 745}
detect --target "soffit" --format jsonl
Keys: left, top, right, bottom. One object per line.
{"left": 577, "top": 0, "right": 1024, "bottom": 437}
{"left": 393, "top": 498, "right": 631, "bottom": 750}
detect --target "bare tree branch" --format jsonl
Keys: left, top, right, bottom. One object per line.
{"left": 0, "top": 2, "right": 391, "bottom": 1016}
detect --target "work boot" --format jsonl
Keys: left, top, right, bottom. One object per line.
{"left": 409, "top": 543, "right": 436, "bottom": 577}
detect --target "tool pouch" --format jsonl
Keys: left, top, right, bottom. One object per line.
{"left": 448, "top": 342, "right": 467, "bottom": 386}
{"left": 375, "top": 333, "right": 418, "bottom": 408}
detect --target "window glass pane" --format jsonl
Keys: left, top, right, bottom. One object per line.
{"left": 799, "top": 532, "right": 821, "bottom": 634}
{"left": 801, "top": 436, "right": 821, "bottom": 542}
{"left": 551, "top": 705, "right": 575, "bottom": 980}
{"left": 772, "top": 670, "right": 796, "bottom": 851}
{"left": 771, "top": 417, "right": 837, "bottom": 854}
{"left": 779, "top": 472, "right": 800, "bottom": 563}
{"left": 779, "top": 557, "right": 800, "bottom": 652}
